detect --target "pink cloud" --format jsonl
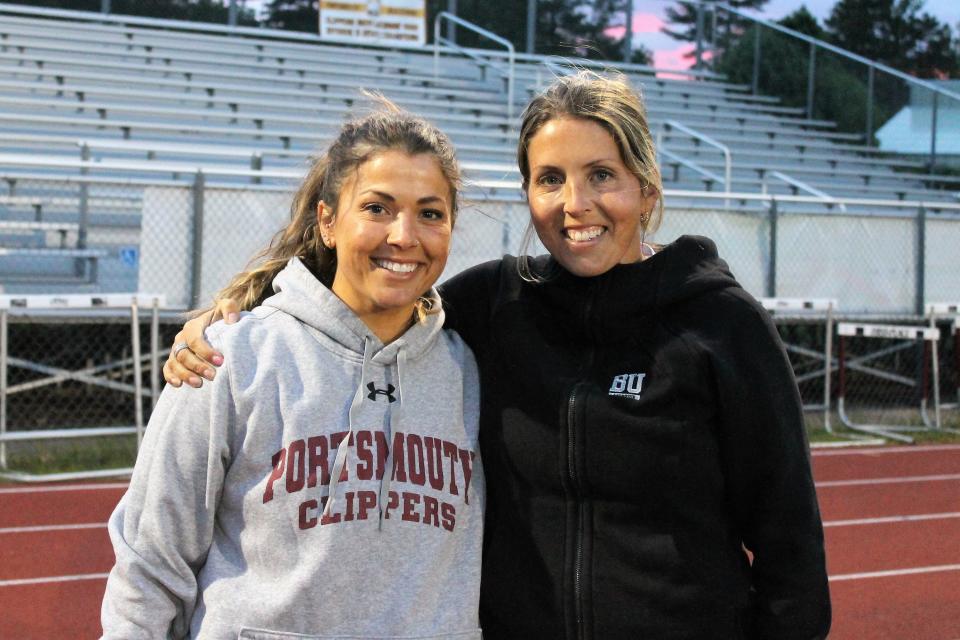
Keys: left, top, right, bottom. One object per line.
{"left": 654, "top": 44, "right": 696, "bottom": 69}
{"left": 652, "top": 44, "right": 715, "bottom": 79}
{"left": 604, "top": 13, "right": 665, "bottom": 39}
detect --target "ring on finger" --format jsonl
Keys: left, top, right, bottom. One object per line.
{"left": 172, "top": 342, "right": 191, "bottom": 358}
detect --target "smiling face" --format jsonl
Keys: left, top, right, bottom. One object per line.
{"left": 321, "top": 150, "right": 453, "bottom": 340}
{"left": 525, "top": 117, "right": 659, "bottom": 277}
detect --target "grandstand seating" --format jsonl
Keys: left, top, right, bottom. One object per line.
{"left": 0, "top": 3, "right": 956, "bottom": 294}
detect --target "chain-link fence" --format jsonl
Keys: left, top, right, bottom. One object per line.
{"left": 835, "top": 322, "right": 942, "bottom": 442}
{"left": 3, "top": 177, "right": 960, "bottom": 477}
{"left": 0, "top": 299, "right": 174, "bottom": 480}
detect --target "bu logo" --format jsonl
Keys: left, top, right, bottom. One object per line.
{"left": 366, "top": 382, "right": 397, "bottom": 403}
{"left": 608, "top": 373, "right": 646, "bottom": 400}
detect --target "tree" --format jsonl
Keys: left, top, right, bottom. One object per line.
{"left": 777, "top": 5, "right": 823, "bottom": 38}
{"left": 262, "top": 0, "right": 317, "bottom": 32}
{"left": 825, "top": 0, "right": 957, "bottom": 78}
{"left": 663, "top": 0, "right": 770, "bottom": 48}
{"left": 716, "top": 8, "right": 880, "bottom": 135}
{"left": 425, "top": 0, "right": 650, "bottom": 64}
{"left": 5, "top": 0, "right": 257, "bottom": 25}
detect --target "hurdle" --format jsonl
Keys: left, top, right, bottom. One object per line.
{"left": 927, "top": 303, "right": 960, "bottom": 426}
{"left": 837, "top": 322, "right": 941, "bottom": 443}
{"left": 0, "top": 293, "right": 165, "bottom": 482}
{"left": 760, "top": 298, "right": 837, "bottom": 432}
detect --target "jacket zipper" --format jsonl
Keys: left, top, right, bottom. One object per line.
{"left": 567, "top": 383, "right": 585, "bottom": 640}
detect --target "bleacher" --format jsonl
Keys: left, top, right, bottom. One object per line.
{"left": 0, "top": 2, "right": 957, "bottom": 296}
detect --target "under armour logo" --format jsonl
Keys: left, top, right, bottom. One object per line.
{"left": 366, "top": 382, "right": 397, "bottom": 402}
{"left": 608, "top": 373, "right": 646, "bottom": 400}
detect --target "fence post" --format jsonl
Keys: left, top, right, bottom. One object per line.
{"left": 131, "top": 302, "right": 144, "bottom": 448}
{"left": 77, "top": 143, "right": 91, "bottom": 280}
{"left": 151, "top": 299, "right": 160, "bottom": 413}
{"left": 915, "top": 205, "right": 926, "bottom": 316}
{"left": 190, "top": 171, "right": 206, "bottom": 309}
{"left": 766, "top": 198, "right": 778, "bottom": 298}
{"left": 865, "top": 66, "right": 875, "bottom": 145}
{"left": 0, "top": 309, "right": 7, "bottom": 469}
{"left": 751, "top": 25, "right": 761, "bottom": 94}
{"left": 824, "top": 302, "right": 834, "bottom": 432}
{"left": 929, "top": 91, "right": 939, "bottom": 171}
{"left": 806, "top": 43, "right": 816, "bottom": 119}
{"left": 928, "top": 313, "right": 942, "bottom": 430}
{"left": 250, "top": 153, "right": 263, "bottom": 185}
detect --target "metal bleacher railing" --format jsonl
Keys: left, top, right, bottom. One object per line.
{"left": 690, "top": 1, "right": 960, "bottom": 172}
{"left": 434, "top": 11, "right": 515, "bottom": 123}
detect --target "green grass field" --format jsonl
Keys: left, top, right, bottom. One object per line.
{"left": 2, "top": 423, "right": 959, "bottom": 480}
{"left": 2, "top": 435, "right": 138, "bottom": 477}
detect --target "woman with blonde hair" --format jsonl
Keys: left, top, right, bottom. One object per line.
{"left": 164, "top": 71, "right": 831, "bottom": 639}
{"left": 102, "top": 107, "right": 484, "bottom": 639}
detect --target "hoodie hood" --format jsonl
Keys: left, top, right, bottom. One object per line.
{"left": 526, "top": 235, "right": 740, "bottom": 341}
{"left": 649, "top": 235, "right": 740, "bottom": 307}
{"left": 261, "top": 257, "right": 448, "bottom": 526}
{"left": 262, "top": 257, "right": 446, "bottom": 365}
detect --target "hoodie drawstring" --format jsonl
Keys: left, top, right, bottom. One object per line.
{"left": 322, "top": 337, "right": 373, "bottom": 521}
{"left": 378, "top": 349, "right": 407, "bottom": 530}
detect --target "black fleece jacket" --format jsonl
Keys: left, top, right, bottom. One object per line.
{"left": 439, "top": 235, "right": 830, "bottom": 640}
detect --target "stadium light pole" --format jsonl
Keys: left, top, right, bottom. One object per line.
{"left": 100, "top": 0, "right": 110, "bottom": 15}
{"left": 526, "top": 0, "right": 536, "bottom": 54}
{"left": 622, "top": 0, "right": 633, "bottom": 62}
{"left": 228, "top": 0, "right": 238, "bottom": 27}
{"left": 446, "top": 0, "right": 457, "bottom": 44}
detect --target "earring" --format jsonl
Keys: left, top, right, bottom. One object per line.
{"left": 319, "top": 222, "right": 334, "bottom": 249}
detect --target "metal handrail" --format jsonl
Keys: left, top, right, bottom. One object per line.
{"left": 713, "top": 2, "right": 960, "bottom": 105}
{"left": 658, "top": 120, "right": 732, "bottom": 206}
{"left": 696, "top": 1, "right": 960, "bottom": 168}
{"left": 762, "top": 170, "right": 847, "bottom": 212}
{"left": 433, "top": 12, "right": 514, "bottom": 124}
{"left": 658, "top": 147, "right": 726, "bottom": 190}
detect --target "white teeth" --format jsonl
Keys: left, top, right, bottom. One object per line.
{"left": 374, "top": 259, "right": 417, "bottom": 273}
{"left": 566, "top": 227, "right": 605, "bottom": 242}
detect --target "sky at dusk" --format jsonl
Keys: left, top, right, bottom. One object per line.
{"left": 239, "top": 0, "right": 960, "bottom": 72}
{"left": 614, "top": 0, "right": 960, "bottom": 70}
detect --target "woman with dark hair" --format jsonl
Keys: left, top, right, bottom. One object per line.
{"left": 163, "top": 72, "right": 830, "bottom": 639}
{"left": 102, "top": 107, "right": 484, "bottom": 639}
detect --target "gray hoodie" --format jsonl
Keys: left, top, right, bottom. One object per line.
{"left": 101, "top": 258, "right": 484, "bottom": 640}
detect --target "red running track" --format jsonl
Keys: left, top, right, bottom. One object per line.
{"left": 814, "top": 444, "right": 960, "bottom": 640}
{"left": 2, "top": 446, "right": 959, "bottom": 639}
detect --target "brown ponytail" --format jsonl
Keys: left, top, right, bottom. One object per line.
{"left": 213, "top": 100, "right": 461, "bottom": 312}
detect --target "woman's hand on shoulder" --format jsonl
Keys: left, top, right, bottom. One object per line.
{"left": 163, "top": 299, "right": 241, "bottom": 388}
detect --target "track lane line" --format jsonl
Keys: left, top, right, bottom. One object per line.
{"left": 824, "top": 511, "right": 960, "bottom": 527}
{"left": 829, "top": 564, "right": 960, "bottom": 582}
{"left": 0, "top": 522, "right": 107, "bottom": 534}
{"left": 0, "top": 483, "right": 127, "bottom": 494}
{"left": 813, "top": 444, "right": 960, "bottom": 456}
{"left": 816, "top": 473, "right": 960, "bottom": 487}
{"left": 0, "top": 573, "right": 109, "bottom": 587}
